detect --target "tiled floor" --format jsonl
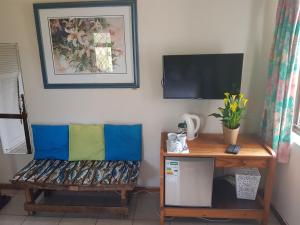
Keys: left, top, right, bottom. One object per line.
{"left": 0, "top": 190, "right": 281, "bottom": 225}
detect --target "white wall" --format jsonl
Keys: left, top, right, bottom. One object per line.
{"left": 0, "top": 0, "right": 267, "bottom": 186}
{"left": 273, "top": 135, "right": 300, "bottom": 225}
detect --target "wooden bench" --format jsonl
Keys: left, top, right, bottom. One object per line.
{"left": 11, "top": 159, "right": 140, "bottom": 216}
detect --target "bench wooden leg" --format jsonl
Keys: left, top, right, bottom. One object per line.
{"left": 24, "top": 188, "right": 35, "bottom": 215}
{"left": 120, "top": 190, "right": 127, "bottom": 206}
{"left": 120, "top": 190, "right": 129, "bottom": 217}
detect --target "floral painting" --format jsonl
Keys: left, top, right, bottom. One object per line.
{"left": 49, "top": 16, "right": 127, "bottom": 75}
{"left": 33, "top": 1, "right": 139, "bottom": 88}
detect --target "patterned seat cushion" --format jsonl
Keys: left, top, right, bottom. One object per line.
{"left": 11, "top": 160, "right": 140, "bottom": 185}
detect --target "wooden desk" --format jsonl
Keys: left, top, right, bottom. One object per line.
{"left": 160, "top": 133, "right": 276, "bottom": 225}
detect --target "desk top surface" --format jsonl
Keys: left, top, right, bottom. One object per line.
{"left": 161, "top": 132, "right": 275, "bottom": 159}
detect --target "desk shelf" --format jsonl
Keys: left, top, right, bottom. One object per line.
{"left": 212, "top": 179, "right": 262, "bottom": 210}
{"left": 160, "top": 133, "right": 276, "bottom": 225}
{"left": 164, "top": 179, "right": 262, "bottom": 207}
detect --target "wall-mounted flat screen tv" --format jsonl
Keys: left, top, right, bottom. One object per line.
{"left": 162, "top": 53, "right": 244, "bottom": 99}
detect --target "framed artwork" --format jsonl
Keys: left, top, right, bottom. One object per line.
{"left": 33, "top": 0, "right": 139, "bottom": 89}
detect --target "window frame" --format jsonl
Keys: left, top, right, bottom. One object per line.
{"left": 293, "top": 75, "right": 300, "bottom": 135}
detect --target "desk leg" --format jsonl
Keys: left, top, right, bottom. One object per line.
{"left": 262, "top": 156, "right": 276, "bottom": 225}
{"left": 160, "top": 209, "right": 165, "bottom": 225}
{"left": 160, "top": 152, "right": 165, "bottom": 225}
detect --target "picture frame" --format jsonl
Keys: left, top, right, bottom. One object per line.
{"left": 33, "top": 0, "right": 139, "bottom": 89}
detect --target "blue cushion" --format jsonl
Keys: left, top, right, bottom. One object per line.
{"left": 32, "top": 125, "right": 69, "bottom": 160}
{"left": 104, "top": 124, "right": 142, "bottom": 161}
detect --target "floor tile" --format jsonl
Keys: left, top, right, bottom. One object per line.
{"left": 270, "top": 221, "right": 281, "bottom": 225}
{"left": 132, "top": 220, "right": 163, "bottom": 225}
{"left": 206, "top": 219, "right": 259, "bottom": 225}
{"left": 96, "top": 212, "right": 127, "bottom": 220}
{"left": 268, "top": 213, "right": 281, "bottom": 225}
{"left": 62, "top": 212, "right": 98, "bottom": 219}
{"left": 133, "top": 193, "right": 159, "bottom": 220}
{"left": 0, "top": 193, "right": 27, "bottom": 216}
{"left": 128, "top": 194, "right": 138, "bottom": 219}
{"left": 96, "top": 197, "right": 136, "bottom": 219}
{"left": 0, "top": 215, "right": 26, "bottom": 225}
{"left": 96, "top": 219, "right": 132, "bottom": 225}
{"left": 0, "top": 191, "right": 283, "bottom": 225}
{"left": 170, "top": 218, "right": 208, "bottom": 225}
{"left": 22, "top": 216, "right": 61, "bottom": 225}
{"left": 59, "top": 217, "right": 97, "bottom": 225}
{"left": 34, "top": 212, "right": 65, "bottom": 218}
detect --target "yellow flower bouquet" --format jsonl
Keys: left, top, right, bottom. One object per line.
{"left": 210, "top": 92, "right": 248, "bottom": 129}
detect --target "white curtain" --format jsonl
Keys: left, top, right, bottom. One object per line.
{"left": 0, "top": 44, "right": 25, "bottom": 153}
{"left": 0, "top": 73, "right": 25, "bottom": 153}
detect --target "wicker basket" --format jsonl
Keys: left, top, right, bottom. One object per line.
{"left": 235, "top": 168, "right": 261, "bottom": 200}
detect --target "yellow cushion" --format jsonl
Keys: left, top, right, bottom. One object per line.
{"left": 69, "top": 124, "right": 105, "bottom": 161}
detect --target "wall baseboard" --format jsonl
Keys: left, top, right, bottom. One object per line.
{"left": 271, "top": 204, "right": 288, "bottom": 225}
{"left": 0, "top": 183, "right": 22, "bottom": 190}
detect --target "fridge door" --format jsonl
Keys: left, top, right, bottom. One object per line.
{"left": 165, "top": 157, "right": 214, "bottom": 207}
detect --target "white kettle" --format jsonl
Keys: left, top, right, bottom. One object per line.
{"left": 181, "top": 113, "right": 201, "bottom": 141}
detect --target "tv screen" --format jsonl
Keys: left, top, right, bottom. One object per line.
{"left": 163, "top": 53, "right": 243, "bottom": 99}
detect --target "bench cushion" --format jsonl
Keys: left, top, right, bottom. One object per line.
{"left": 11, "top": 160, "right": 140, "bottom": 185}
{"left": 104, "top": 124, "right": 142, "bottom": 161}
{"left": 69, "top": 124, "right": 105, "bottom": 161}
{"left": 32, "top": 125, "right": 69, "bottom": 160}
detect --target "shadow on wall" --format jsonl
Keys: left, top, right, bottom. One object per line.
{"left": 243, "top": 0, "right": 272, "bottom": 134}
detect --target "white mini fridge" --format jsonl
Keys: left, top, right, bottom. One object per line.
{"left": 165, "top": 157, "right": 214, "bottom": 207}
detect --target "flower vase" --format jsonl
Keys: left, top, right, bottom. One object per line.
{"left": 223, "top": 125, "right": 240, "bottom": 145}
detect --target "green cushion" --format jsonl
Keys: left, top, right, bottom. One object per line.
{"left": 69, "top": 124, "right": 105, "bottom": 161}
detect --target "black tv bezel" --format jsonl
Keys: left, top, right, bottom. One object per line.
{"left": 162, "top": 53, "right": 244, "bottom": 100}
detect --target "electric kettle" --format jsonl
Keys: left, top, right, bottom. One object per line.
{"left": 181, "top": 113, "right": 201, "bottom": 141}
